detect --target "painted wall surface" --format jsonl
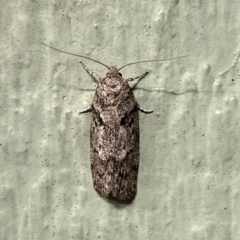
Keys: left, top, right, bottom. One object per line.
{"left": 1, "top": 0, "right": 240, "bottom": 239}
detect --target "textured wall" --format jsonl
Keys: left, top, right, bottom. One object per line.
{"left": 1, "top": 0, "right": 240, "bottom": 239}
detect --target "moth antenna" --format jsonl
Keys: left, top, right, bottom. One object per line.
{"left": 41, "top": 42, "right": 110, "bottom": 70}
{"left": 118, "top": 55, "right": 188, "bottom": 70}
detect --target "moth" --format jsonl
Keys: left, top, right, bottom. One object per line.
{"left": 42, "top": 43, "right": 186, "bottom": 200}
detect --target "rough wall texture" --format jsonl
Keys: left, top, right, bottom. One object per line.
{"left": 1, "top": 0, "right": 240, "bottom": 239}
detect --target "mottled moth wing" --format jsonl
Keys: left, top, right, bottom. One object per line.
{"left": 90, "top": 75, "right": 140, "bottom": 200}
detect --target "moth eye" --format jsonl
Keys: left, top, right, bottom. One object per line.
{"left": 119, "top": 73, "right": 122, "bottom": 77}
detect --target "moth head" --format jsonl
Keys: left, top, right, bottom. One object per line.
{"left": 107, "top": 66, "right": 122, "bottom": 77}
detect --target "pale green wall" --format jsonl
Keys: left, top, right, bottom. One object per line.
{"left": 1, "top": 0, "right": 240, "bottom": 239}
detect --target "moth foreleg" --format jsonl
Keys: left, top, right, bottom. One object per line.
{"left": 127, "top": 71, "right": 149, "bottom": 89}
{"left": 79, "top": 61, "right": 101, "bottom": 83}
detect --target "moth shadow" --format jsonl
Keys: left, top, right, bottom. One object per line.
{"left": 104, "top": 195, "right": 136, "bottom": 208}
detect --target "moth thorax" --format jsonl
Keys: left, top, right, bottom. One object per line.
{"left": 103, "top": 77, "right": 122, "bottom": 94}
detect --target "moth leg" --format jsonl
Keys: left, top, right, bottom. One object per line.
{"left": 79, "top": 61, "right": 101, "bottom": 83}
{"left": 127, "top": 72, "right": 149, "bottom": 89}
{"left": 137, "top": 105, "right": 153, "bottom": 114}
{"left": 79, "top": 105, "right": 92, "bottom": 114}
